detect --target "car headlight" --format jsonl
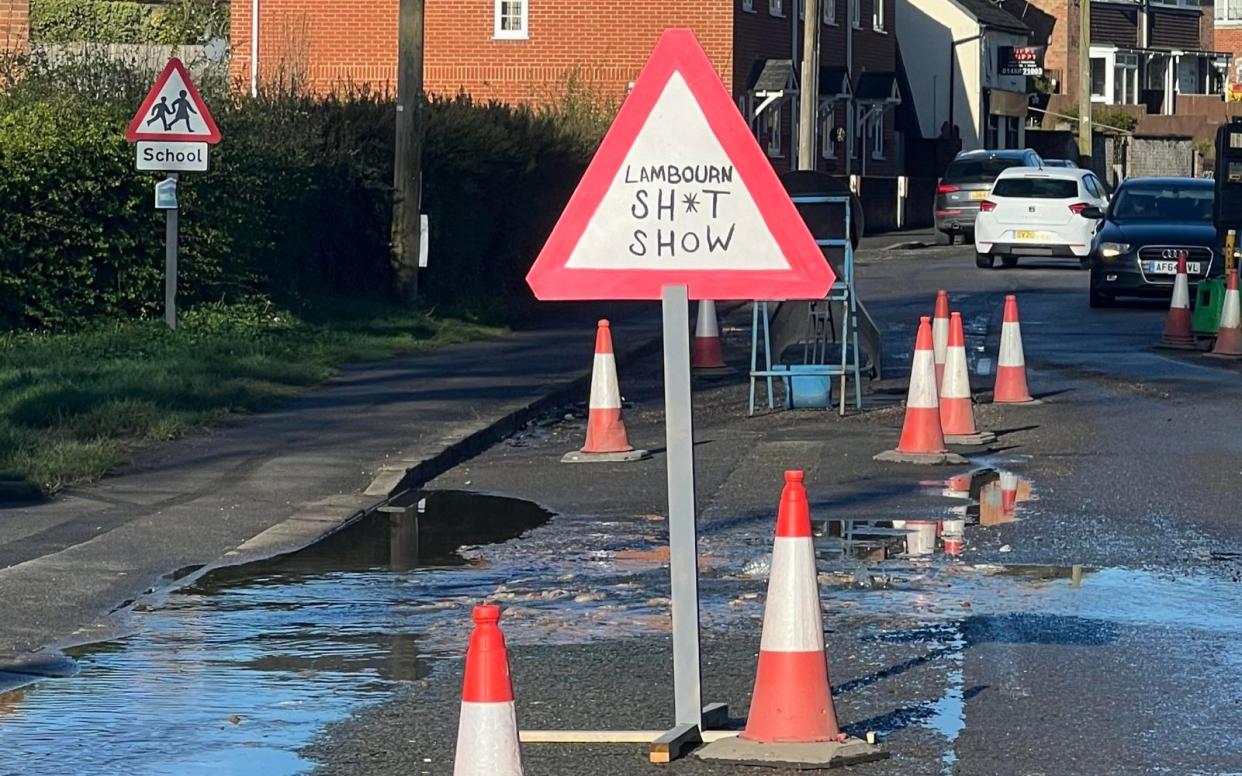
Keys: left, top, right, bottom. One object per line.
{"left": 1098, "top": 242, "right": 1131, "bottom": 260}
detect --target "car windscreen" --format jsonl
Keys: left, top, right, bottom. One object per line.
{"left": 943, "top": 158, "right": 1027, "bottom": 184}
{"left": 992, "top": 178, "right": 1079, "bottom": 199}
{"left": 1110, "top": 185, "right": 1214, "bottom": 222}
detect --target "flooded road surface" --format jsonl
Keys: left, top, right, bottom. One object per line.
{"left": 1, "top": 488, "right": 1240, "bottom": 775}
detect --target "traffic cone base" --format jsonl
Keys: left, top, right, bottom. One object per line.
{"left": 1207, "top": 270, "right": 1242, "bottom": 359}
{"left": 698, "top": 472, "right": 886, "bottom": 768}
{"left": 564, "top": 320, "right": 650, "bottom": 463}
{"left": 876, "top": 316, "right": 966, "bottom": 465}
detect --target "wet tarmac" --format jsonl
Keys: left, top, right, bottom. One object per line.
{"left": 2, "top": 477, "right": 1239, "bottom": 775}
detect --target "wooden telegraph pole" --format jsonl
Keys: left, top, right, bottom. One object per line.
{"left": 1077, "top": 0, "right": 1092, "bottom": 166}
{"left": 798, "top": 0, "right": 822, "bottom": 171}
{"left": 391, "top": 0, "right": 425, "bottom": 301}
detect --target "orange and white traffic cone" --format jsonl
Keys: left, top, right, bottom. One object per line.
{"left": 454, "top": 605, "right": 523, "bottom": 776}
{"left": 698, "top": 473, "right": 883, "bottom": 767}
{"left": 692, "top": 301, "right": 730, "bottom": 373}
{"left": 932, "top": 290, "right": 950, "bottom": 390}
{"left": 993, "top": 295, "right": 1037, "bottom": 404}
{"left": 1156, "top": 257, "right": 1197, "bottom": 350}
{"left": 562, "top": 320, "right": 649, "bottom": 463}
{"left": 941, "top": 312, "right": 995, "bottom": 446}
{"left": 875, "top": 317, "right": 965, "bottom": 464}
{"left": 1208, "top": 269, "right": 1242, "bottom": 359}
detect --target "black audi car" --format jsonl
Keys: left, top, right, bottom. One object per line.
{"left": 1086, "top": 177, "right": 1219, "bottom": 308}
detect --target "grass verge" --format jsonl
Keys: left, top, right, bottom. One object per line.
{"left": 0, "top": 299, "right": 501, "bottom": 495}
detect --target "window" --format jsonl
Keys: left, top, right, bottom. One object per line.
{"left": 869, "top": 115, "right": 885, "bottom": 159}
{"left": 1090, "top": 57, "right": 1106, "bottom": 99}
{"left": 742, "top": 0, "right": 755, "bottom": 10}
{"left": 1217, "top": 0, "right": 1242, "bottom": 22}
{"left": 851, "top": 0, "right": 861, "bottom": 27}
{"left": 821, "top": 106, "right": 836, "bottom": 158}
{"left": 1113, "top": 53, "right": 1138, "bottom": 104}
{"left": 493, "top": 0, "right": 527, "bottom": 39}
{"left": 873, "top": 0, "right": 885, "bottom": 31}
{"left": 766, "top": 107, "right": 782, "bottom": 156}
{"left": 770, "top": 0, "right": 784, "bottom": 16}
{"left": 992, "top": 178, "right": 1080, "bottom": 199}
{"left": 824, "top": 0, "right": 837, "bottom": 24}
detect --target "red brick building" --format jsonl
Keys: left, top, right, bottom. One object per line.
{"left": 229, "top": 0, "right": 901, "bottom": 176}
{"left": 1, "top": 0, "right": 29, "bottom": 54}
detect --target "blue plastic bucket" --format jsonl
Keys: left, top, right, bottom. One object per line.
{"left": 773, "top": 365, "right": 833, "bottom": 409}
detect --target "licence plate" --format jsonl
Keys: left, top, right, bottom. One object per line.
{"left": 1146, "top": 260, "right": 1202, "bottom": 274}
{"left": 1015, "top": 230, "right": 1053, "bottom": 241}
{"left": 970, "top": 191, "right": 988, "bottom": 200}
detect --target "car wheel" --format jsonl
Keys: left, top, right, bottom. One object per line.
{"left": 975, "top": 252, "right": 995, "bottom": 269}
{"left": 937, "top": 231, "right": 953, "bottom": 246}
{"left": 1089, "top": 287, "right": 1113, "bottom": 308}
{"left": 1001, "top": 256, "right": 1018, "bottom": 269}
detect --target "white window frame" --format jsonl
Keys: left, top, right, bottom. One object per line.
{"left": 770, "top": 0, "right": 785, "bottom": 16}
{"left": 824, "top": 0, "right": 837, "bottom": 24}
{"left": 743, "top": 0, "right": 755, "bottom": 11}
{"left": 1217, "top": 0, "right": 1242, "bottom": 23}
{"left": 869, "top": 114, "right": 885, "bottom": 160}
{"left": 493, "top": 0, "right": 528, "bottom": 40}
{"left": 873, "top": 0, "right": 885, "bottom": 31}
{"left": 851, "top": 0, "right": 862, "bottom": 29}
{"left": 766, "top": 106, "right": 783, "bottom": 156}
{"left": 821, "top": 105, "right": 836, "bottom": 159}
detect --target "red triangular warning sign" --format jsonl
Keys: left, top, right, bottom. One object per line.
{"left": 126, "top": 59, "right": 221, "bottom": 144}
{"left": 526, "top": 29, "right": 833, "bottom": 302}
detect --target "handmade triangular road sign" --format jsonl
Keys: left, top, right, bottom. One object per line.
{"left": 526, "top": 28, "right": 833, "bottom": 301}
{"left": 126, "top": 58, "right": 221, "bottom": 144}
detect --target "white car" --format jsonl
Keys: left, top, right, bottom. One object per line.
{"left": 974, "top": 166, "right": 1109, "bottom": 269}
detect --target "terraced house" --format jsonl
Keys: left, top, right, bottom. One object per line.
{"left": 1002, "top": 0, "right": 1232, "bottom": 113}
{"left": 228, "top": 0, "right": 903, "bottom": 178}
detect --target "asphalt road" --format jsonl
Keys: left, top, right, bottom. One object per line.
{"left": 309, "top": 245, "right": 1242, "bottom": 775}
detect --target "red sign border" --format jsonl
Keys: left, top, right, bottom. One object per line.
{"left": 125, "top": 58, "right": 222, "bottom": 144}
{"left": 525, "top": 28, "right": 833, "bottom": 301}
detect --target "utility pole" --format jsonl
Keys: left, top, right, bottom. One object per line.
{"left": 391, "top": 0, "right": 424, "bottom": 302}
{"left": 1077, "top": 0, "right": 1092, "bottom": 166}
{"left": 798, "top": 0, "right": 821, "bottom": 170}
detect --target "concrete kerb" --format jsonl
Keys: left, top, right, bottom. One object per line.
{"left": 365, "top": 326, "right": 666, "bottom": 498}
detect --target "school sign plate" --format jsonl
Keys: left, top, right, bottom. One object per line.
{"left": 126, "top": 58, "right": 220, "bottom": 172}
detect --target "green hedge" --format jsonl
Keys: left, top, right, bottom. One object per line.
{"left": 30, "top": 0, "right": 229, "bottom": 45}
{"left": 0, "top": 58, "right": 611, "bottom": 330}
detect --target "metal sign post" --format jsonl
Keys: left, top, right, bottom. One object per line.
{"left": 163, "top": 174, "right": 179, "bottom": 329}
{"left": 660, "top": 284, "right": 702, "bottom": 729}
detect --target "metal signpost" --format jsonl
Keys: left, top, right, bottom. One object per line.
{"left": 525, "top": 29, "right": 834, "bottom": 761}
{"left": 124, "top": 58, "right": 222, "bottom": 329}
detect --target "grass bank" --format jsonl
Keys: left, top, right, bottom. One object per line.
{"left": 0, "top": 300, "right": 501, "bottom": 495}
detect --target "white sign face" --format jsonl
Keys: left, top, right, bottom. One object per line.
{"left": 562, "top": 72, "right": 788, "bottom": 272}
{"left": 136, "top": 67, "right": 213, "bottom": 139}
{"left": 136, "top": 141, "right": 209, "bottom": 172}
{"left": 418, "top": 214, "right": 430, "bottom": 268}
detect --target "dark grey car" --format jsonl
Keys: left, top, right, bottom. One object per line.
{"left": 934, "top": 149, "right": 1044, "bottom": 244}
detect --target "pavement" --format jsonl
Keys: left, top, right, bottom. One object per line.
{"left": 0, "top": 302, "right": 660, "bottom": 662}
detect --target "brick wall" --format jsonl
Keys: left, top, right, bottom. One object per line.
{"left": 1008, "top": 0, "right": 1072, "bottom": 95}
{"left": 425, "top": 2, "right": 733, "bottom": 104}
{"left": 1218, "top": 26, "right": 1242, "bottom": 77}
{"left": 1, "top": 0, "right": 29, "bottom": 54}
{"left": 230, "top": 0, "right": 399, "bottom": 93}
{"left": 1128, "top": 136, "right": 1194, "bottom": 178}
